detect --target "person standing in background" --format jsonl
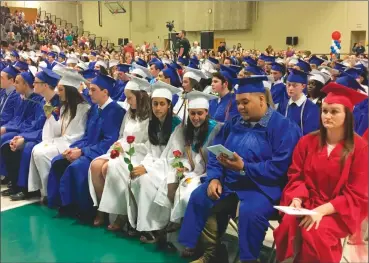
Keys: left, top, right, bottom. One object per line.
{"left": 177, "top": 30, "right": 190, "bottom": 59}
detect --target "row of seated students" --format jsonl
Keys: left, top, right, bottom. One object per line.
{"left": 0, "top": 61, "right": 368, "bottom": 263}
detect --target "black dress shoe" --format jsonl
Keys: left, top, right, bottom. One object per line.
{"left": 10, "top": 192, "right": 27, "bottom": 201}
{"left": 2, "top": 188, "right": 17, "bottom": 196}
{"left": 1, "top": 177, "right": 9, "bottom": 185}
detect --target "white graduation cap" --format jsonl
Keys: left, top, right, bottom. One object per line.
{"left": 132, "top": 62, "right": 152, "bottom": 78}
{"left": 186, "top": 90, "right": 218, "bottom": 110}
{"left": 275, "top": 58, "right": 285, "bottom": 64}
{"left": 52, "top": 61, "right": 67, "bottom": 73}
{"left": 183, "top": 66, "right": 207, "bottom": 82}
{"left": 201, "top": 68, "right": 214, "bottom": 79}
{"left": 52, "top": 45, "right": 61, "bottom": 53}
{"left": 76, "top": 61, "right": 88, "bottom": 71}
{"left": 28, "top": 65, "right": 37, "bottom": 77}
{"left": 58, "top": 70, "right": 87, "bottom": 89}
{"left": 109, "top": 59, "right": 119, "bottom": 68}
{"left": 287, "top": 58, "right": 299, "bottom": 65}
{"left": 151, "top": 80, "right": 181, "bottom": 101}
{"left": 82, "top": 53, "right": 89, "bottom": 58}
{"left": 66, "top": 57, "right": 78, "bottom": 65}
{"left": 20, "top": 52, "right": 29, "bottom": 60}
{"left": 74, "top": 52, "right": 80, "bottom": 57}
{"left": 95, "top": 60, "right": 107, "bottom": 69}
{"left": 29, "top": 51, "right": 36, "bottom": 57}
{"left": 161, "top": 58, "right": 173, "bottom": 65}
{"left": 29, "top": 56, "right": 38, "bottom": 64}
{"left": 318, "top": 65, "right": 339, "bottom": 76}
{"left": 309, "top": 73, "right": 325, "bottom": 85}
{"left": 125, "top": 73, "right": 150, "bottom": 91}
{"left": 38, "top": 61, "right": 48, "bottom": 71}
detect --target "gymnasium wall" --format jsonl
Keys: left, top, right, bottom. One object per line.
{"left": 4, "top": 1, "right": 79, "bottom": 26}
{"left": 81, "top": 1, "right": 368, "bottom": 54}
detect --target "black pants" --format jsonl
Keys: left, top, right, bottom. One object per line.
{"left": 51, "top": 158, "right": 71, "bottom": 180}
{"left": 1, "top": 143, "right": 22, "bottom": 191}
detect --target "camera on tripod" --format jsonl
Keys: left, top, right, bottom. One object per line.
{"left": 166, "top": 21, "right": 175, "bottom": 32}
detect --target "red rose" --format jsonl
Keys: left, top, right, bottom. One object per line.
{"left": 126, "top": 136, "right": 135, "bottom": 144}
{"left": 110, "top": 149, "right": 119, "bottom": 159}
{"left": 173, "top": 150, "right": 182, "bottom": 158}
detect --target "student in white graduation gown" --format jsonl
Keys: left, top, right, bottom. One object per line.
{"left": 165, "top": 91, "right": 222, "bottom": 232}
{"left": 28, "top": 70, "right": 90, "bottom": 200}
{"left": 127, "top": 81, "right": 183, "bottom": 243}
{"left": 173, "top": 66, "right": 207, "bottom": 121}
{"left": 88, "top": 75, "right": 151, "bottom": 229}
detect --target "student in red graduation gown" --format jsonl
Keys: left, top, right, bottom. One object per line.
{"left": 363, "top": 129, "right": 368, "bottom": 140}
{"left": 273, "top": 82, "right": 368, "bottom": 263}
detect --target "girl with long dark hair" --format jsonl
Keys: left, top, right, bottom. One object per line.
{"left": 274, "top": 79, "right": 368, "bottom": 263}
{"left": 126, "top": 81, "right": 184, "bottom": 244}
{"left": 28, "top": 70, "right": 90, "bottom": 202}
{"left": 88, "top": 75, "right": 151, "bottom": 230}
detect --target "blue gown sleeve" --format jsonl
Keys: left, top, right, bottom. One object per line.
{"left": 227, "top": 98, "right": 239, "bottom": 120}
{"left": 302, "top": 103, "right": 320, "bottom": 135}
{"left": 0, "top": 93, "right": 21, "bottom": 127}
{"left": 205, "top": 119, "right": 233, "bottom": 182}
{"left": 244, "top": 118, "right": 301, "bottom": 185}
{"left": 18, "top": 103, "right": 46, "bottom": 142}
{"left": 81, "top": 106, "right": 125, "bottom": 160}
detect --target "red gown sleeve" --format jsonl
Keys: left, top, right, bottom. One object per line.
{"left": 330, "top": 139, "right": 368, "bottom": 234}
{"left": 279, "top": 135, "right": 312, "bottom": 207}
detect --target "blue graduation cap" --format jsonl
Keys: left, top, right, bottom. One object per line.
{"left": 208, "top": 57, "right": 219, "bottom": 65}
{"left": 162, "top": 64, "right": 182, "bottom": 87}
{"left": 220, "top": 64, "right": 237, "bottom": 81}
{"left": 91, "top": 51, "right": 97, "bottom": 57}
{"left": 229, "top": 65, "right": 242, "bottom": 74}
{"left": 2, "top": 65, "right": 20, "bottom": 78}
{"left": 264, "top": 55, "right": 276, "bottom": 63}
{"left": 243, "top": 56, "right": 257, "bottom": 66}
{"left": 336, "top": 72, "right": 365, "bottom": 92}
{"left": 343, "top": 68, "right": 361, "bottom": 79}
{"left": 0, "top": 61, "right": 7, "bottom": 72}
{"left": 11, "top": 50, "right": 19, "bottom": 58}
{"left": 48, "top": 51, "right": 57, "bottom": 58}
{"left": 91, "top": 73, "right": 116, "bottom": 94}
{"left": 14, "top": 61, "right": 29, "bottom": 71}
{"left": 309, "top": 56, "right": 324, "bottom": 66}
{"left": 245, "top": 64, "right": 265, "bottom": 75}
{"left": 20, "top": 71, "right": 35, "bottom": 88}
{"left": 169, "top": 62, "right": 182, "bottom": 71}
{"left": 59, "top": 52, "right": 66, "bottom": 59}
{"left": 296, "top": 59, "right": 311, "bottom": 73}
{"left": 135, "top": 58, "right": 147, "bottom": 68}
{"left": 116, "top": 63, "right": 131, "bottom": 73}
{"left": 287, "top": 68, "right": 310, "bottom": 85}
{"left": 36, "top": 67, "right": 61, "bottom": 87}
{"left": 271, "top": 62, "right": 285, "bottom": 73}
{"left": 149, "top": 59, "right": 164, "bottom": 70}
{"left": 41, "top": 50, "right": 48, "bottom": 55}
{"left": 333, "top": 62, "right": 346, "bottom": 72}
{"left": 189, "top": 56, "right": 200, "bottom": 69}
{"left": 233, "top": 76, "right": 268, "bottom": 94}
{"left": 177, "top": 57, "right": 189, "bottom": 66}
{"left": 81, "top": 69, "right": 97, "bottom": 79}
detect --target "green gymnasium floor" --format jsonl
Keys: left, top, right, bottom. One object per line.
{"left": 1, "top": 203, "right": 187, "bottom": 263}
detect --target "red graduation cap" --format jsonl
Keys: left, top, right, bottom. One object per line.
{"left": 322, "top": 82, "right": 368, "bottom": 111}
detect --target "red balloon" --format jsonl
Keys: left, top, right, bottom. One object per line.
{"left": 332, "top": 31, "right": 341, "bottom": 40}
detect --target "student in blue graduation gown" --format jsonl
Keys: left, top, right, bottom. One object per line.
{"left": 48, "top": 52, "right": 58, "bottom": 69}
{"left": 88, "top": 52, "right": 98, "bottom": 70}
{"left": 149, "top": 59, "right": 165, "bottom": 83}
{"left": 277, "top": 68, "right": 320, "bottom": 135}
{"left": 0, "top": 71, "right": 43, "bottom": 184}
{"left": 113, "top": 63, "right": 131, "bottom": 102}
{"left": 47, "top": 73, "right": 125, "bottom": 222}
{"left": 1, "top": 67, "right": 60, "bottom": 199}
{"left": 178, "top": 76, "right": 301, "bottom": 263}
{"left": 80, "top": 69, "right": 96, "bottom": 105}
{"left": 0, "top": 65, "right": 21, "bottom": 127}
{"left": 208, "top": 66, "right": 238, "bottom": 122}
{"left": 270, "top": 62, "right": 288, "bottom": 108}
